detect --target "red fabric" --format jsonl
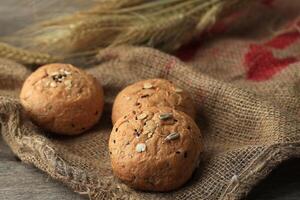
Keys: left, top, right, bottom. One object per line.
{"left": 244, "top": 44, "right": 297, "bottom": 81}
{"left": 265, "top": 32, "right": 300, "bottom": 49}
{"left": 176, "top": 0, "right": 300, "bottom": 82}
{"left": 261, "top": 0, "right": 275, "bottom": 7}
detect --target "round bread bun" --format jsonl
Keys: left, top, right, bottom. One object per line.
{"left": 20, "top": 63, "right": 104, "bottom": 135}
{"left": 112, "top": 79, "right": 196, "bottom": 124}
{"left": 109, "top": 107, "right": 203, "bottom": 191}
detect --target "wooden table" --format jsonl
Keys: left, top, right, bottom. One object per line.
{"left": 1, "top": 138, "right": 299, "bottom": 200}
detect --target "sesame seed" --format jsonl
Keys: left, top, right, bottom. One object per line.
{"left": 135, "top": 143, "right": 146, "bottom": 153}
{"left": 165, "top": 132, "right": 180, "bottom": 141}
{"left": 175, "top": 87, "right": 183, "bottom": 93}
{"left": 159, "top": 113, "right": 173, "bottom": 120}
{"left": 137, "top": 113, "right": 148, "bottom": 120}
{"left": 143, "top": 82, "right": 153, "bottom": 89}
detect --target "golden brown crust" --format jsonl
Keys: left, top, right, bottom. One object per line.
{"left": 109, "top": 107, "right": 203, "bottom": 191}
{"left": 112, "top": 79, "right": 196, "bottom": 124}
{"left": 20, "top": 63, "right": 104, "bottom": 135}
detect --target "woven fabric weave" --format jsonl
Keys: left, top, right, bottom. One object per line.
{"left": 0, "top": 0, "right": 300, "bottom": 200}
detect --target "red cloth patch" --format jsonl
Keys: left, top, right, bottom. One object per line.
{"left": 261, "top": 0, "right": 275, "bottom": 7}
{"left": 264, "top": 32, "right": 300, "bottom": 49}
{"left": 244, "top": 31, "right": 299, "bottom": 81}
{"left": 176, "top": 39, "right": 202, "bottom": 62}
{"left": 244, "top": 44, "right": 296, "bottom": 81}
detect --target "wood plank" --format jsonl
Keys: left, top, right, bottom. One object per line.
{"left": 0, "top": 138, "right": 86, "bottom": 200}
{"left": 247, "top": 158, "right": 300, "bottom": 200}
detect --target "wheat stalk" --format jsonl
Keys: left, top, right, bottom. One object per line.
{"left": 0, "top": 0, "right": 249, "bottom": 65}
{"left": 0, "top": 42, "right": 59, "bottom": 65}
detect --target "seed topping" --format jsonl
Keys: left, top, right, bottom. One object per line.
{"left": 175, "top": 87, "right": 183, "bottom": 93}
{"left": 143, "top": 82, "right": 153, "bottom": 89}
{"left": 137, "top": 113, "right": 148, "bottom": 120}
{"left": 136, "top": 143, "right": 146, "bottom": 153}
{"left": 165, "top": 132, "right": 180, "bottom": 141}
{"left": 159, "top": 113, "right": 173, "bottom": 120}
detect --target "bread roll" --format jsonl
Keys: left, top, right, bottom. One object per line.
{"left": 109, "top": 107, "right": 203, "bottom": 191}
{"left": 20, "top": 63, "right": 104, "bottom": 135}
{"left": 112, "top": 78, "right": 195, "bottom": 124}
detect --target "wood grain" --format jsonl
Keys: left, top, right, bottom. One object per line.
{"left": 1, "top": 137, "right": 299, "bottom": 200}
{"left": 0, "top": 138, "right": 86, "bottom": 200}
{"left": 246, "top": 158, "right": 300, "bottom": 200}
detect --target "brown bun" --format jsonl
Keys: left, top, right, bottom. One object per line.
{"left": 109, "top": 107, "right": 203, "bottom": 191}
{"left": 112, "top": 78, "right": 196, "bottom": 124}
{"left": 20, "top": 63, "right": 104, "bottom": 135}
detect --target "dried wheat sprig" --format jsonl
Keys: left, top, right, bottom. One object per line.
{"left": 88, "top": 0, "right": 146, "bottom": 13}
{"left": 110, "top": 0, "right": 226, "bottom": 49}
{"left": 0, "top": 42, "right": 59, "bottom": 65}
{"left": 110, "top": 0, "right": 185, "bottom": 14}
{"left": 23, "top": 0, "right": 145, "bottom": 27}
{"left": 1, "top": 0, "right": 249, "bottom": 64}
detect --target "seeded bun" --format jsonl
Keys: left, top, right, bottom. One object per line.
{"left": 109, "top": 107, "right": 203, "bottom": 191}
{"left": 20, "top": 63, "right": 104, "bottom": 135}
{"left": 111, "top": 79, "right": 196, "bottom": 124}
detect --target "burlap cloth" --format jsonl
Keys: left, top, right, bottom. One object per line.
{"left": 0, "top": 1, "right": 300, "bottom": 200}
